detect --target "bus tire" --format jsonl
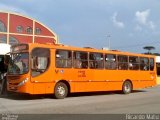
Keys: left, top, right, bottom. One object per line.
{"left": 122, "top": 81, "right": 132, "bottom": 94}
{"left": 54, "top": 82, "right": 68, "bottom": 99}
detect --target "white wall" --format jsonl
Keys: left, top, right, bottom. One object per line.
{"left": 0, "top": 43, "right": 10, "bottom": 55}
{"left": 156, "top": 56, "right": 160, "bottom": 63}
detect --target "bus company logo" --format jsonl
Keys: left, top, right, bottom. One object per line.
{"left": 60, "top": 70, "right": 64, "bottom": 74}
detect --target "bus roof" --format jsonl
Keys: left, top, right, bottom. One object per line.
{"left": 17, "top": 43, "right": 156, "bottom": 58}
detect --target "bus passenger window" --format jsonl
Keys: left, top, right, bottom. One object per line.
{"left": 89, "top": 53, "right": 103, "bottom": 69}
{"left": 150, "top": 58, "right": 154, "bottom": 71}
{"left": 31, "top": 48, "right": 50, "bottom": 77}
{"left": 140, "top": 57, "right": 149, "bottom": 71}
{"left": 129, "top": 56, "right": 139, "bottom": 70}
{"left": 118, "top": 55, "right": 128, "bottom": 70}
{"left": 105, "top": 54, "right": 117, "bottom": 70}
{"left": 56, "top": 50, "right": 72, "bottom": 68}
{"left": 73, "top": 51, "right": 88, "bottom": 69}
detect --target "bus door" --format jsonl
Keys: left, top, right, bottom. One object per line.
{"left": 30, "top": 48, "right": 51, "bottom": 94}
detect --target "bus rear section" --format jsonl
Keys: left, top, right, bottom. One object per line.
{"left": 7, "top": 43, "right": 157, "bottom": 99}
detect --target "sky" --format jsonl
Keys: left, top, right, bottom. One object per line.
{"left": 0, "top": 0, "right": 160, "bottom": 53}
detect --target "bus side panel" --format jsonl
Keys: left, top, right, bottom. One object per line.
{"left": 70, "top": 82, "right": 123, "bottom": 93}
{"left": 133, "top": 80, "right": 157, "bottom": 89}
{"left": 68, "top": 69, "right": 124, "bottom": 92}
{"left": 32, "top": 83, "right": 46, "bottom": 94}
{"left": 32, "top": 82, "right": 55, "bottom": 94}
{"left": 70, "top": 70, "right": 157, "bottom": 93}
{"left": 131, "top": 71, "right": 157, "bottom": 89}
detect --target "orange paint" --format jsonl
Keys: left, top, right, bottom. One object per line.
{"left": 7, "top": 43, "right": 157, "bottom": 96}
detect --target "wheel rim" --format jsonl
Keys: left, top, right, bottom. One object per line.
{"left": 57, "top": 86, "right": 65, "bottom": 96}
{"left": 124, "top": 83, "right": 131, "bottom": 93}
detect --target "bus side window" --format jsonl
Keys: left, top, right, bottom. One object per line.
{"left": 74, "top": 59, "right": 82, "bottom": 68}
{"left": 56, "top": 50, "right": 72, "bottom": 68}
{"left": 129, "top": 56, "right": 139, "bottom": 70}
{"left": 118, "top": 55, "right": 128, "bottom": 70}
{"left": 31, "top": 48, "right": 50, "bottom": 77}
{"left": 140, "top": 57, "right": 149, "bottom": 71}
{"left": 89, "top": 53, "right": 103, "bottom": 69}
{"left": 73, "top": 51, "right": 88, "bottom": 69}
{"left": 105, "top": 54, "right": 117, "bottom": 70}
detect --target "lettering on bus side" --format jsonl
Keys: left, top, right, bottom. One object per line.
{"left": 78, "top": 70, "right": 86, "bottom": 77}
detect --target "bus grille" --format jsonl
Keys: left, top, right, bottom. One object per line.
{"left": 7, "top": 76, "right": 21, "bottom": 80}
{"left": 9, "top": 83, "right": 19, "bottom": 85}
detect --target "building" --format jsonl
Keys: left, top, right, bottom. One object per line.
{"left": 0, "top": 11, "right": 58, "bottom": 45}
{"left": 0, "top": 11, "right": 59, "bottom": 94}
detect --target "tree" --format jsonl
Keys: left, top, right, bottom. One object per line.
{"left": 143, "top": 46, "right": 155, "bottom": 54}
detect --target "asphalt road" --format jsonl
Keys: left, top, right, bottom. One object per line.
{"left": 0, "top": 85, "right": 160, "bottom": 120}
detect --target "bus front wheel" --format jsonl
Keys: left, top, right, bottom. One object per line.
{"left": 122, "top": 81, "right": 132, "bottom": 94}
{"left": 54, "top": 82, "right": 68, "bottom": 99}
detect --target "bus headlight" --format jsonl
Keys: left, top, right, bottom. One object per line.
{"left": 18, "top": 78, "right": 29, "bottom": 87}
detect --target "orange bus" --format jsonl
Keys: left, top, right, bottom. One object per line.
{"left": 7, "top": 43, "right": 157, "bottom": 99}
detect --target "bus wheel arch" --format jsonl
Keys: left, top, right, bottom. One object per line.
{"left": 122, "top": 80, "right": 133, "bottom": 94}
{"left": 54, "top": 80, "right": 70, "bottom": 99}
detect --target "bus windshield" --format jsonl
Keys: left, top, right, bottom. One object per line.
{"left": 8, "top": 53, "right": 29, "bottom": 74}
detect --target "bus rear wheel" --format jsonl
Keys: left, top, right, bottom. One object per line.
{"left": 122, "top": 81, "right": 132, "bottom": 94}
{"left": 54, "top": 82, "right": 68, "bottom": 99}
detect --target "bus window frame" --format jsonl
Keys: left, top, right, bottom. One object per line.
{"left": 128, "top": 56, "right": 140, "bottom": 70}
{"left": 89, "top": 52, "right": 104, "bottom": 69}
{"left": 140, "top": 57, "right": 149, "bottom": 71}
{"left": 105, "top": 54, "right": 117, "bottom": 70}
{"left": 55, "top": 49, "right": 72, "bottom": 68}
{"left": 117, "top": 55, "right": 128, "bottom": 70}
{"left": 73, "top": 51, "right": 88, "bottom": 69}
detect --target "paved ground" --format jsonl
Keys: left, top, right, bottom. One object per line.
{"left": 0, "top": 85, "right": 160, "bottom": 115}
